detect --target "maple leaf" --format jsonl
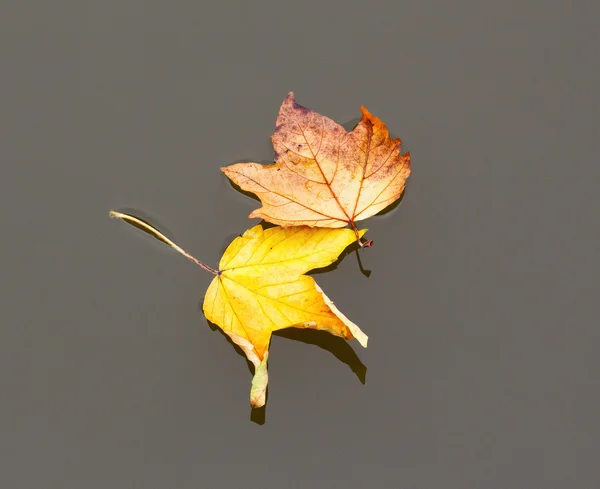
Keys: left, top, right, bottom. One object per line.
{"left": 222, "top": 92, "right": 411, "bottom": 246}
{"left": 109, "top": 211, "right": 368, "bottom": 409}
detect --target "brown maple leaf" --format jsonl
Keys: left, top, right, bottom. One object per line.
{"left": 222, "top": 92, "right": 411, "bottom": 246}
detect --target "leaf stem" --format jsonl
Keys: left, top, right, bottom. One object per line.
{"left": 109, "top": 210, "right": 219, "bottom": 275}
{"left": 350, "top": 221, "right": 373, "bottom": 248}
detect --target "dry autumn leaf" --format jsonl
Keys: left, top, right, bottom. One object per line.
{"left": 222, "top": 92, "right": 411, "bottom": 246}
{"left": 109, "top": 211, "right": 368, "bottom": 408}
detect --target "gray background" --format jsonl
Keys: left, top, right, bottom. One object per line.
{"left": 1, "top": 1, "right": 598, "bottom": 487}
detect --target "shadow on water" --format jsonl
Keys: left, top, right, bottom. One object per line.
{"left": 341, "top": 117, "right": 361, "bottom": 131}
{"left": 374, "top": 186, "right": 406, "bottom": 217}
{"left": 203, "top": 317, "right": 366, "bottom": 426}
{"left": 273, "top": 328, "right": 366, "bottom": 384}
{"left": 306, "top": 240, "right": 372, "bottom": 279}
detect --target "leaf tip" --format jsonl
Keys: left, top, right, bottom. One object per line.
{"left": 353, "top": 329, "right": 369, "bottom": 348}
{"left": 358, "top": 105, "right": 388, "bottom": 133}
{"left": 314, "top": 283, "right": 368, "bottom": 349}
{"left": 248, "top": 209, "right": 263, "bottom": 220}
{"left": 249, "top": 351, "right": 269, "bottom": 408}
{"left": 359, "top": 105, "right": 377, "bottom": 123}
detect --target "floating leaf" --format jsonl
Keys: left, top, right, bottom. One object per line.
{"left": 222, "top": 92, "right": 411, "bottom": 246}
{"left": 110, "top": 211, "right": 367, "bottom": 408}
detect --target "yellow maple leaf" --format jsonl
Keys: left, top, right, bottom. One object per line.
{"left": 109, "top": 211, "right": 368, "bottom": 408}
{"left": 222, "top": 92, "right": 411, "bottom": 246}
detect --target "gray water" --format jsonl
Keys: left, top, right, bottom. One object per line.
{"left": 1, "top": 1, "right": 599, "bottom": 487}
